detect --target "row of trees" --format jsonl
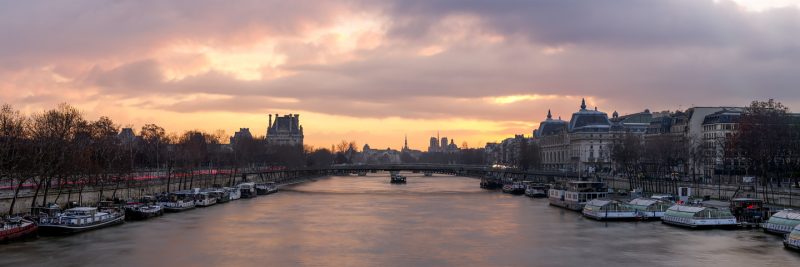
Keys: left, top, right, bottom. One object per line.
{"left": 0, "top": 103, "right": 337, "bottom": 214}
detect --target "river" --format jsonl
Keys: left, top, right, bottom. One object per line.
{"left": 1, "top": 174, "right": 799, "bottom": 266}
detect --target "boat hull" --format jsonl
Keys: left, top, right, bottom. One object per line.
{"left": 38, "top": 215, "right": 125, "bottom": 236}
{"left": 661, "top": 216, "right": 738, "bottom": 229}
{"left": 762, "top": 222, "right": 796, "bottom": 235}
{"left": 0, "top": 221, "right": 38, "bottom": 242}
{"left": 785, "top": 239, "right": 800, "bottom": 250}
{"left": 162, "top": 204, "right": 195, "bottom": 213}
{"left": 548, "top": 198, "right": 584, "bottom": 211}
{"left": 582, "top": 211, "right": 639, "bottom": 221}
{"left": 125, "top": 208, "right": 164, "bottom": 221}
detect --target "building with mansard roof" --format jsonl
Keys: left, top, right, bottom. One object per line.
{"left": 266, "top": 114, "right": 304, "bottom": 146}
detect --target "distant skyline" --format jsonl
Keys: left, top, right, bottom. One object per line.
{"left": 2, "top": 0, "right": 799, "bottom": 150}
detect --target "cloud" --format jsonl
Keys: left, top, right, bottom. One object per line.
{"left": 2, "top": 0, "right": 800, "bottom": 148}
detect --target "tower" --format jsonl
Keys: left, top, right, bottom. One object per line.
{"left": 580, "top": 98, "right": 587, "bottom": 110}
{"left": 403, "top": 134, "right": 409, "bottom": 150}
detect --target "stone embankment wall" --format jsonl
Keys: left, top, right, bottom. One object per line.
{"left": 606, "top": 177, "right": 800, "bottom": 208}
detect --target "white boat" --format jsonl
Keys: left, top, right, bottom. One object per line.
{"left": 37, "top": 207, "right": 124, "bottom": 235}
{"left": 159, "top": 191, "right": 197, "bottom": 212}
{"left": 582, "top": 199, "right": 638, "bottom": 220}
{"left": 524, "top": 183, "right": 548, "bottom": 198}
{"left": 226, "top": 187, "right": 241, "bottom": 200}
{"left": 785, "top": 224, "right": 800, "bottom": 250}
{"left": 628, "top": 198, "right": 672, "bottom": 219}
{"left": 238, "top": 182, "right": 256, "bottom": 198}
{"left": 548, "top": 181, "right": 608, "bottom": 211}
{"left": 194, "top": 190, "right": 218, "bottom": 207}
{"left": 661, "top": 205, "right": 738, "bottom": 229}
{"left": 762, "top": 209, "right": 800, "bottom": 235}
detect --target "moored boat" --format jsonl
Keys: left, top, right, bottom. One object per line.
{"left": 502, "top": 181, "right": 525, "bottom": 195}
{"left": 582, "top": 199, "right": 638, "bottom": 221}
{"left": 238, "top": 182, "right": 256, "bottom": 198}
{"left": 548, "top": 181, "right": 609, "bottom": 211}
{"left": 194, "top": 190, "right": 218, "bottom": 207}
{"left": 762, "top": 209, "right": 800, "bottom": 235}
{"left": 524, "top": 183, "right": 548, "bottom": 198}
{"left": 390, "top": 174, "right": 406, "bottom": 184}
{"left": 628, "top": 198, "right": 672, "bottom": 219}
{"left": 124, "top": 196, "right": 164, "bottom": 221}
{"left": 661, "top": 205, "right": 737, "bottom": 229}
{"left": 207, "top": 188, "right": 230, "bottom": 204}
{"left": 159, "top": 191, "right": 197, "bottom": 212}
{"left": 226, "top": 187, "right": 241, "bottom": 200}
{"left": 0, "top": 217, "right": 38, "bottom": 242}
{"left": 37, "top": 207, "right": 124, "bottom": 235}
{"left": 785, "top": 224, "right": 800, "bottom": 251}
{"left": 255, "top": 182, "right": 279, "bottom": 195}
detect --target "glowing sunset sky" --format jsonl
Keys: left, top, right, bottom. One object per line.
{"left": 2, "top": 0, "right": 799, "bottom": 150}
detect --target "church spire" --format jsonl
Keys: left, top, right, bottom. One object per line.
{"left": 404, "top": 134, "right": 408, "bottom": 150}
{"left": 580, "top": 98, "right": 587, "bottom": 110}
{"left": 547, "top": 109, "right": 552, "bottom": 119}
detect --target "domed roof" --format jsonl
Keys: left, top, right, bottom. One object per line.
{"left": 536, "top": 109, "right": 568, "bottom": 137}
{"left": 568, "top": 98, "right": 610, "bottom": 132}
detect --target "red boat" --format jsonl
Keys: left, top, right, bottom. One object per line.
{"left": 0, "top": 217, "right": 38, "bottom": 242}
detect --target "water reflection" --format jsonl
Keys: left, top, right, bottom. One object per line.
{"left": 1, "top": 174, "right": 798, "bottom": 266}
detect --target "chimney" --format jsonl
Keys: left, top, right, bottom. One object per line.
{"left": 269, "top": 114, "right": 272, "bottom": 128}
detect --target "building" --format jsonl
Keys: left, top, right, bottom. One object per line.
{"left": 118, "top": 128, "right": 137, "bottom": 144}
{"left": 230, "top": 128, "right": 253, "bottom": 145}
{"left": 427, "top": 133, "right": 459, "bottom": 153}
{"left": 701, "top": 109, "right": 745, "bottom": 177}
{"left": 266, "top": 114, "right": 303, "bottom": 146}
{"left": 534, "top": 110, "right": 569, "bottom": 170}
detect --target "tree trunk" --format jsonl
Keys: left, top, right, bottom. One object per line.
{"left": 8, "top": 177, "right": 28, "bottom": 215}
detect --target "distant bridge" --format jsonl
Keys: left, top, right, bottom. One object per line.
{"left": 241, "top": 164, "right": 581, "bottom": 184}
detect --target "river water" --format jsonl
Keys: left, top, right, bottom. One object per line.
{"left": 1, "top": 174, "right": 799, "bottom": 267}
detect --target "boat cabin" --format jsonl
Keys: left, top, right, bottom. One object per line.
{"left": 662, "top": 205, "right": 737, "bottom": 228}
{"left": 729, "top": 198, "right": 769, "bottom": 224}
{"left": 628, "top": 198, "right": 672, "bottom": 218}
{"left": 763, "top": 209, "right": 800, "bottom": 235}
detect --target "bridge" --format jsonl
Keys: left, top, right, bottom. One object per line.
{"left": 241, "top": 164, "right": 581, "bottom": 185}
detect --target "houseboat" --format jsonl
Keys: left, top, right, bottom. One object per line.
{"left": 661, "top": 205, "right": 738, "bottom": 229}
{"left": 238, "top": 182, "right": 256, "bottom": 198}
{"left": 524, "top": 183, "right": 548, "bottom": 198}
{"left": 502, "top": 181, "right": 526, "bottom": 195}
{"left": 480, "top": 177, "right": 502, "bottom": 189}
{"left": 226, "top": 187, "right": 241, "bottom": 200}
{"left": 0, "top": 217, "right": 38, "bottom": 242}
{"left": 423, "top": 171, "right": 433, "bottom": 177}
{"left": 390, "top": 174, "right": 407, "bottom": 184}
{"left": 548, "top": 181, "right": 609, "bottom": 211}
{"left": 207, "top": 188, "right": 230, "bottom": 204}
{"left": 124, "top": 196, "right": 164, "bottom": 220}
{"left": 159, "top": 191, "right": 196, "bottom": 212}
{"left": 582, "top": 199, "right": 638, "bottom": 221}
{"left": 628, "top": 198, "right": 672, "bottom": 219}
{"left": 785, "top": 224, "right": 800, "bottom": 251}
{"left": 762, "top": 209, "right": 800, "bottom": 235}
{"left": 37, "top": 207, "right": 124, "bottom": 235}
{"left": 193, "top": 190, "right": 218, "bottom": 207}
{"left": 255, "top": 182, "right": 279, "bottom": 195}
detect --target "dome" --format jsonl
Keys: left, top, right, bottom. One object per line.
{"left": 568, "top": 98, "right": 610, "bottom": 132}
{"left": 536, "top": 110, "right": 568, "bottom": 137}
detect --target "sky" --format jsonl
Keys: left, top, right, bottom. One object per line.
{"left": 1, "top": 0, "right": 799, "bottom": 150}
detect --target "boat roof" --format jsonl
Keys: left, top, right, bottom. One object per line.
{"left": 668, "top": 205, "right": 710, "bottom": 213}
{"left": 586, "top": 199, "right": 614, "bottom": 206}
{"left": 772, "top": 209, "right": 800, "bottom": 220}
{"left": 629, "top": 198, "right": 661, "bottom": 206}
{"left": 66, "top": 207, "right": 97, "bottom": 212}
